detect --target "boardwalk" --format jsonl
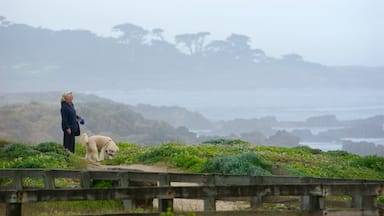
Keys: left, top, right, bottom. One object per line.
{"left": 0, "top": 168, "right": 383, "bottom": 216}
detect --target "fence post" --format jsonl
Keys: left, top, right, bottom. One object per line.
{"left": 43, "top": 171, "right": 55, "bottom": 189}
{"left": 300, "top": 195, "right": 324, "bottom": 212}
{"left": 6, "top": 171, "right": 22, "bottom": 216}
{"left": 250, "top": 176, "right": 264, "bottom": 209}
{"left": 80, "top": 171, "right": 91, "bottom": 189}
{"left": 119, "top": 172, "right": 135, "bottom": 210}
{"left": 12, "top": 172, "right": 22, "bottom": 190}
{"left": 158, "top": 174, "right": 173, "bottom": 213}
{"left": 203, "top": 174, "right": 216, "bottom": 211}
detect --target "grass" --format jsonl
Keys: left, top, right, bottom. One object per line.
{"left": 2, "top": 138, "right": 384, "bottom": 180}
{"left": 1, "top": 138, "right": 384, "bottom": 215}
{"left": 102, "top": 140, "right": 384, "bottom": 180}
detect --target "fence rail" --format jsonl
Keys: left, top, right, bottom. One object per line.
{"left": 1, "top": 168, "right": 383, "bottom": 216}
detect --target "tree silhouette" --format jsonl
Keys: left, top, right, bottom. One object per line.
{"left": 175, "top": 32, "right": 210, "bottom": 56}
{"left": 112, "top": 23, "right": 149, "bottom": 62}
{"left": 195, "top": 32, "right": 210, "bottom": 55}
{"left": 252, "top": 49, "right": 267, "bottom": 62}
{"left": 175, "top": 33, "right": 196, "bottom": 55}
{"left": 0, "top": 16, "right": 10, "bottom": 26}
{"left": 151, "top": 28, "right": 165, "bottom": 41}
{"left": 204, "top": 40, "right": 232, "bottom": 60}
{"left": 226, "top": 33, "right": 251, "bottom": 49}
{"left": 113, "top": 23, "right": 148, "bottom": 45}
{"left": 226, "top": 33, "right": 254, "bottom": 61}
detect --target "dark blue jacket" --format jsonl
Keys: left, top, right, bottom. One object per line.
{"left": 60, "top": 101, "right": 79, "bottom": 134}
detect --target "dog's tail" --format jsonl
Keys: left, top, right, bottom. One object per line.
{"left": 79, "top": 133, "right": 89, "bottom": 145}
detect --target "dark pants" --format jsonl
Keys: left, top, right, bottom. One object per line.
{"left": 63, "top": 132, "right": 75, "bottom": 153}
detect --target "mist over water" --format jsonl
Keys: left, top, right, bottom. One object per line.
{"left": 89, "top": 88, "right": 384, "bottom": 121}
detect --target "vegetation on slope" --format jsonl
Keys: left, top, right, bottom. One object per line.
{"left": 106, "top": 139, "right": 384, "bottom": 180}
{"left": 0, "top": 142, "right": 86, "bottom": 169}
{"left": 1, "top": 138, "right": 384, "bottom": 215}
{"left": 0, "top": 102, "right": 196, "bottom": 144}
{"left": 1, "top": 138, "right": 384, "bottom": 179}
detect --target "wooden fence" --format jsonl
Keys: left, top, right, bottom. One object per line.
{"left": 0, "top": 168, "right": 383, "bottom": 216}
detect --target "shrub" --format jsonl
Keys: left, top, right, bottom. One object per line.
{"left": 171, "top": 154, "right": 205, "bottom": 172}
{"left": 0, "top": 143, "right": 39, "bottom": 159}
{"left": 293, "top": 145, "right": 322, "bottom": 154}
{"left": 325, "top": 150, "right": 350, "bottom": 157}
{"left": 378, "top": 196, "right": 384, "bottom": 204}
{"left": 137, "top": 143, "right": 184, "bottom": 163}
{"left": 5, "top": 154, "right": 66, "bottom": 168}
{"left": 202, "top": 152, "right": 272, "bottom": 176}
{"left": 36, "top": 142, "right": 68, "bottom": 155}
{"left": 350, "top": 155, "right": 384, "bottom": 172}
{"left": 0, "top": 142, "right": 83, "bottom": 169}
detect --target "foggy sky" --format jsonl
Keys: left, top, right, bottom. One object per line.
{"left": 0, "top": 0, "right": 383, "bottom": 66}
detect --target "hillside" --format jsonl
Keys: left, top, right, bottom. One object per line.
{"left": 1, "top": 140, "right": 383, "bottom": 215}
{"left": 130, "top": 104, "right": 214, "bottom": 130}
{"left": 0, "top": 92, "right": 214, "bottom": 130}
{"left": 1, "top": 20, "right": 384, "bottom": 92}
{"left": 1, "top": 140, "right": 384, "bottom": 180}
{"left": 2, "top": 92, "right": 384, "bottom": 155}
{"left": 0, "top": 102, "right": 196, "bottom": 144}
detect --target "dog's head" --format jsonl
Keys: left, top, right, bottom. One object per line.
{"left": 80, "top": 133, "right": 88, "bottom": 145}
{"left": 105, "top": 141, "right": 119, "bottom": 159}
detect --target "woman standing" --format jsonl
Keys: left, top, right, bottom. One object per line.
{"left": 60, "top": 91, "right": 82, "bottom": 153}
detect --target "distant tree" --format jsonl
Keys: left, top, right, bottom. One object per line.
{"left": 112, "top": 23, "right": 149, "bottom": 62}
{"left": 252, "top": 49, "right": 267, "bottom": 62}
{"left": 151, "top": 28, "right": 165, "bottom": 41}
{"left": 195, "top": 32, "right": 210, "bottom": 55}
{"left": 205, "top": 40, "right": 231, "bottom": 53}
{"left": 175, "top": 32, "right": 210, "bottom": 56}
{"left": 175, "top": 33, "right": 194, "bottom": 55}
{"left": 0, "top": 16, "right": 10, "bottom": 26}
{"left": 204, "top": 40, "right": 233, "bottom": 61}
{"left": 226, "top": 33, "right": 251, "bottom": 50}
{"left": 226, "top": 33, "right": 254, "bottom": 61}
{"left": 112, "top": 23, "right": 148, "bottom": 45}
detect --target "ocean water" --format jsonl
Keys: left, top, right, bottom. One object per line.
{"left": 89, "top": 88, "right": 384, "bottom": 121}
{"left": 301, "top": 138, "right": 384, "bottom": 152}
{"left": 300, "top": 142, "right": 343, "bottom": 151}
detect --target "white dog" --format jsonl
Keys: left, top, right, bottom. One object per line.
{"left": 79, "top": 133, "right": 119, "bottom": 162}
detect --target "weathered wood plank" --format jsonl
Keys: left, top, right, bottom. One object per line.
{"left": 1, "top": 183, "right": 382, "bottom": 203}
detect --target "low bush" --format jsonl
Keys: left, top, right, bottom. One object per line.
{"left": 202, "top": 152, "right": 272, "bottom": 176}
{"left": 350, "top": 155, "right": 384, "bottom": 172}
{"left": 0, "top": 143, "right": 39, "bottom": 159}
{"left": 325, "top": 150, "right": 350, "bottom": 157}
{"left": 293, "top": 145, "right": 322, "bottom": 154}
{"left": 0, "top": 142, "right": 83, "bottom": 169}
{"left": 171, "top": 153, "right": 206, "bottom": 172}
{"left": 36, "top": 142, "right": 69, "bottom": 155}
{"left": 137, "top": 143, "right": 184, "bottom": 164}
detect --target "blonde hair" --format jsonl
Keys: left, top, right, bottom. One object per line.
{"left": 60, "top": 91, "right": 72, "bottom": 102}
